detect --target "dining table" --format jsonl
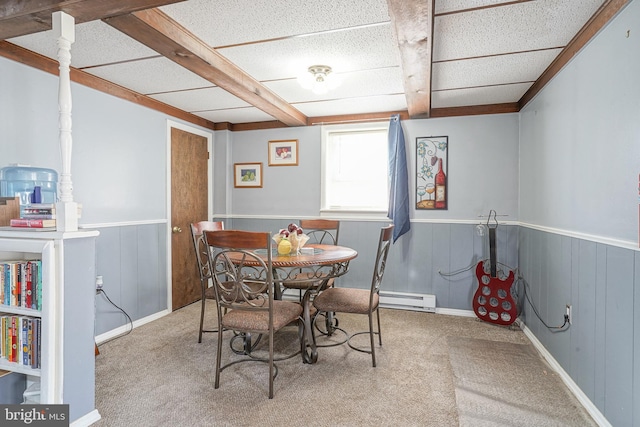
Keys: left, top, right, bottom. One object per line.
{"left": 255, "top": 243, "right": 358, "bottom": 364}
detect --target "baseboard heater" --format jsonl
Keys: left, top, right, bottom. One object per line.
{"left": 379, "top": 291, "right": 436, "bottom": 313}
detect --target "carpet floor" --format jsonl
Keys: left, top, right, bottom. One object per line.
{"left": 93, "top": 302, "right": 596, "bottom": 426}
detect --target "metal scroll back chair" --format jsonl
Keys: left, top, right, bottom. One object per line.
{"left": 190, "top": 221, "right": 224, "bottom": 343}
{"left": 204, "top": 230, "right": 304, "bottom": 399}
{"left": 300, "top": 219, "right": 340, "bottom": 246}
{"left": 312, "top": 224, "right": 393, "bottom": 367}
{"left": 282, "top": 219, "right": 340, "bottom": 294}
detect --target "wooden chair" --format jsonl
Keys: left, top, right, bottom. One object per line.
{"left": 312, "top": 224, "right": 393, "bottom": 367}
{"left": 190, "top": 221, "right": 224, "bottom": 343}
{"left": 204, "top": 229, "right": 303, "bottom": 399}
{"left": 299, "top": 219, "right": 340, "bottom": 245}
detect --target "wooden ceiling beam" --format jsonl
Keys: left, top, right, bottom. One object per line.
{"left": 386, "top": 0, "right": 434, "bottom": 118}
{"left": 0, "top": 40, "right": 216, "bottom": 130}
{"left": 0, "top": 0, "right": 184, "bottom": 40}
{"left": 104, "top": 8, "right": 308, "bottom": 127}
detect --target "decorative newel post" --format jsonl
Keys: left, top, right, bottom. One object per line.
{"left": 53, "top": 11, "right": 78, "bottom": 232}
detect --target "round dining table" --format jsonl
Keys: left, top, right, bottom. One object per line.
{"left": 256, "top": 243, "right": 358, "bottom": 363}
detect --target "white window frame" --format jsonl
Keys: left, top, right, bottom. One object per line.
{"left": 320, "top": 122, "right": 390, "bottom": 218}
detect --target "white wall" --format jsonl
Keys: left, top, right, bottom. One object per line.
{"left": 519, "top": 0, "right": 640, "bottom": 244}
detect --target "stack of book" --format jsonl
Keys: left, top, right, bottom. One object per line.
{"left": 10, "top": 204, "right": 56, "bottom": 229}
{"left": 0, "top": 315, "right": 41, "bottom": 369}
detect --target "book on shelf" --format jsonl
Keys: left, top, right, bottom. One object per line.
{"left": 22, "top": 204, "right": 56, "bottom": 220}
{"left": 9, "top": 218, "right": 56, "bottom": 228}
{"left": 1, "top": 260, "right": 41, "bottom": 310}
{"left": 21, "top": 213, "right": 56, "bottom": 220}
{"left": 0, "top": 315, "right": 40, "bottom": 367}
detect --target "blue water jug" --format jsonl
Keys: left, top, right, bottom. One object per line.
{"left": 0, "top": 166, "right": 58, "bottom": 214}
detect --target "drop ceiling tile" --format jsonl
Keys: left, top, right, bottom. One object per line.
{"left": 151, "top": 87, "right": 251, "bottom": 112}
{"left": 218, "top": 24, "right": 400, "bottom": 81}
{"left": 433, "top": 0, "right": 605, "bottom": 61}
{"left": 435, "top": 0, "right": 525, "bottom": 15}
{"left": 432, "top": 48, "right": 562, "bottom": 90}
{"left": 8, "top": 20, "right": 159, "bottom": 68}
{"left": 294, "top": 94, "right": 407, "bottom": 118}
{"left": 431, "top": 83, "right": 532, "bottom": 108}
{"left": 161, "top": 0, "right": 391, "bottom": 47}
{"left": 195, "top": 107, "right": 276, "bottom": 124}
{"left": 264, "top": 67, "right": 405, "bottom": 103}
{"left": 85, "top": 57, "right": 213, "bottom": 95}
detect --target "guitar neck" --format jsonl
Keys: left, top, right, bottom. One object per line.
{"left": 489, "top": 227, "right": 497, "bottom": 277}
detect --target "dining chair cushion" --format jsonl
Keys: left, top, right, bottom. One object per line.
{"left": 222, "top": 300, "right": 302, "bottom": 333}
{"left": 285, "top": 274, "right": 334, "bottom": 290}
{"left": 313, "top": 287, "right": 378, "bottom": 315}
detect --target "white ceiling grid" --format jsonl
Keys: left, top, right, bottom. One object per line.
{"left": 5, "top": 0, "right": 607, "bottom": 124}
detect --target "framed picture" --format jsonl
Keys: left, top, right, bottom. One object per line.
{"left": 416, "top": 136, "right": 448, "bottom": 210}
{"left": 234, "top": 162, "right": 263, "bottom": 188}
{"left": 268, "top": 139, "right": 298, "bottom": 166}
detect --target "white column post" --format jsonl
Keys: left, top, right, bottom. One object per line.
{"left": 53, "top": 11, "right": 78, "bottom": 232}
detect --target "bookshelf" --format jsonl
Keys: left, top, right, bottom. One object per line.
{"left": 0, "top": 229, "right": 99, "bottom": 423}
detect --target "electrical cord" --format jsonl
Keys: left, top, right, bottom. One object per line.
{"left": 516, "top": 274, "right": 569, "bottom": 331}
{"left": 438, "top": 260, "right": 477, "bottom": 278}
{"left": 440, "top": 258, "right": 570, "bottom": 331}
{"left": 96, "top": 288, "right": 134, "bottom": 347}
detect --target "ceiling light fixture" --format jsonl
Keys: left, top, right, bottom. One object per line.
{"left": 298, "top": 65, "right": 340, "bottom": 95}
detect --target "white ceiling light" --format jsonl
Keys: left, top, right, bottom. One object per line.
{"left": 298, "top": 65, "right": 341, "bottom": 95}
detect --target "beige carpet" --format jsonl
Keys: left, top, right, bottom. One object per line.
{"left": 93, "top": 302, "right": 596, "bottom": 427}
{"left": 448, "top": 337, "right": 596, "bottom": 427}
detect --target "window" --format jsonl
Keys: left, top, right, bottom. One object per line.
{"left": 321, "top": 122, "right": 389, "bottom": 214}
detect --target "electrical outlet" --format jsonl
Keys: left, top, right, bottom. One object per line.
{"left": 565, "top": 304, "right": 572, "bottom": 324}
{"left": 96, "top": 275, "right": 103, "bottom": 290}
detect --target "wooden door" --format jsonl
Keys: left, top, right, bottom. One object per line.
{"left": 171, "top": 127, "right": 209, "bottom": 310}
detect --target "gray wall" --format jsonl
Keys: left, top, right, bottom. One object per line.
{"left": 0, "top": 56, "right": 210, "bottom": 336}
{"left": 518, "top": 1, "right": 639, "bottom": 425}
{"left": 217, "top": 113, "right": 520, "bottom": 220}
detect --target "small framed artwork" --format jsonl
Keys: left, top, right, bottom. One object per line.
{"left": 234, "top": 162, "right": 263, "bottom": 188}
{"left": 268, "top": 139, "right": 299, "bottom": 166}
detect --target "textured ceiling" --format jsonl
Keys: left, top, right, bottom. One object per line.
{"left": 4, "top": 0, "right": 612, "bottom": 126}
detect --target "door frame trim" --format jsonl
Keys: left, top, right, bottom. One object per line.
{"left": 166, "top": 120, "right": 213, "bottom": 311}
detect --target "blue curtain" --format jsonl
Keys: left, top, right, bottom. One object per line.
{"left": 388, "top": 114, "right": 410, "bottom": 242}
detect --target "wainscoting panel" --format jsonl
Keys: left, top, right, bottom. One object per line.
{"left": 221, "top": 217, "right": 518, "bottom": 313}
{"left": 95, "top": 223, "right": 167, "bottom": 335}
{"left": 518, "top": 227, "right": 637, "bottom": 426}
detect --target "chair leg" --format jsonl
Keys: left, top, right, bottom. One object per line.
{"left": 268, "top": 330, "right": 274, "bottom": 399}
{"left": 369, "top": 311, "right": 376, "bottom": 367}
{"left": 376, "top": 307, "right": 382, "bottom": 346}
{"left": 214, "top": 321, "right": 223, "bottom": 389}
{"left": 198, "top": 290, "right": 206, "bottom": 343}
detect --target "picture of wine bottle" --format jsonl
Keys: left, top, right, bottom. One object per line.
{"left": 435, "top": 157, "right": 447, "bottom": 209}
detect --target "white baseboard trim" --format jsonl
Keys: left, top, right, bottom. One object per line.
{"left": 518, "top": 321, "right": 611, "bottom": 427}
{"left": 95, "top": 309, "right": 171, "bottom": 345}
{"left": 435, "top": 307, "right": 476, "bottom": 317}
{"left": 71, "top": 409, "right": 101, "bottom": 427}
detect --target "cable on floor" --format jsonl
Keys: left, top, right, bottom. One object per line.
{"left": 96, "top": 288, "right": 134, "bottom": 347}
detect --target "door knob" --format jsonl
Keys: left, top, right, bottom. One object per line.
{"left": 172, "top": 226, "right": 182, "bottom": 233}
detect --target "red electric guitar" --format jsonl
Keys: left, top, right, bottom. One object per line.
{"left": 472, "top": 211, "right": 517, "bottom": 326}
